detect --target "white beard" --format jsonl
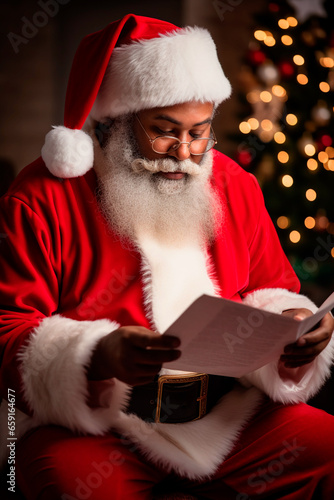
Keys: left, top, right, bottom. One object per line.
{"left": 93, "top": 116, "right": 222, "bottom": 245}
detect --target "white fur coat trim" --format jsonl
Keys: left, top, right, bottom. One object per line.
{"left": 137, "top": 234, "right": 219, "bottom": 333}
{"left": 91, "top": 26, "right": 231, "bottom": 120}
{"left": 241, "top": 288, "right": 334, "bottom": 404}
{"left": 113, "top": 384, "right": 262, "bottom": 479}
{"left": 18, "top": 315, "right": 129, "bottom": 434}
{"left": 3, "top": 273, "right": 332, "bottom": 478}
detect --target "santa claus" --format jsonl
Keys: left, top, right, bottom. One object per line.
{"left": 0, "top": 13, "right": 334, "bottom": 500}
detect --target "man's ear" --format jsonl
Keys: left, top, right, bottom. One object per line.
{"left": 94, "top": 119, "right": 113, "bottom": 148}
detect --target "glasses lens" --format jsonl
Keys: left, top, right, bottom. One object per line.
{"left": 189, "top": 138, "right": 215, "bottom": 155}
{"left": 152, "top": 137, "right": 179, "bottom": 154}
{"left": 152, "top": 137, "right": 216, "bottom": 155}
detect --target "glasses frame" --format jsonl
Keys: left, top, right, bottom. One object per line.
{"left": 135, "top": 114, "right": 217, "bottom": 156}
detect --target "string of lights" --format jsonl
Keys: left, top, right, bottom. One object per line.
{"left": 231, "top": 1, "right": 334, "bottom": 287}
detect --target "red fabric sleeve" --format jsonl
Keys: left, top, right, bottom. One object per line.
{"left": 0, "top": 195, "right": 59, "bottom": 414}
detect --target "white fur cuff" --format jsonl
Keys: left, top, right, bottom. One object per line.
{"left": 19, "top": 315, "right": 125, "bottom": 434}
{"left": 241, "top": 288, "right": 334, "bottom": 403}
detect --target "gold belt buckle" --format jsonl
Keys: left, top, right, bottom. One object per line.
{"left": 155, "top": 373, "right": 209, "bottom": 423}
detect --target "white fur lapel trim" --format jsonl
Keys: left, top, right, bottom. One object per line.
{"left": 137, "top": 234, "right": 219, "bottom": 333}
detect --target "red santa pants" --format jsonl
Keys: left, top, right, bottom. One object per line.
{"left": 16, "top": 400, "right": 334, "bottom": 500}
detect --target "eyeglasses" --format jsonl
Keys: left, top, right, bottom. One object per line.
{"left": 135, "top": 114, "right": 217, "bottom": 156}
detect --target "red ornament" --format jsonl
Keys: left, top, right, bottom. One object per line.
{"left": 278, "top": 61, "right": 295, "bottom": 78}
{"left": 247, "top": 49, "right": 267, "bottom": 66}
{"left": 236, "top": 150, "right": 253, "bottom": 167}
{"left": 329, "top": 31, "right": 334, "bottom": 48}
{"left": 269, "top": 3, "right": 279, "bottom": 13}
{"left": 319, "top": 134, "right": 332, "bottom": 148}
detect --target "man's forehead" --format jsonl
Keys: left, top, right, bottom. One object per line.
{"left": 139, "top": 101, "right": 214, "bottom": 126}
{"left": 152, "top": 114, "right": 213, "bottom": 126}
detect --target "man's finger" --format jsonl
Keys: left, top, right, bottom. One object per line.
{"left": 281, "top": 353, "right": 317, "bottom": 364}
{"left": 135, "top": 348, "right": 181, "bottom": 365}
{"left": 130, "top": 331, "right": 180, "bottom": 350}
{"left": 296, "top": 329, "right": 331, "bottom": 347}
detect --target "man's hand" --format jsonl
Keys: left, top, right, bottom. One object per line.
{"left": 86, "top": 326, "right": 181, "bottom": 386}
{"left": 280, "top": 308, "right": 334, "bottom": 368}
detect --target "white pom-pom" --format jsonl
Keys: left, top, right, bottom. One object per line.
{"left": 41, "top": 126, "right": 94, "bottom": 178}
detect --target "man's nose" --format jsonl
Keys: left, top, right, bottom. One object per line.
{"left": 169, "top": 142, "right": 191, "bottom": 161}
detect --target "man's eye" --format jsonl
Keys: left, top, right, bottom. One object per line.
{"left": 190, "top": 131, "right": 205, "bottom": 139}
{"left": 155, "top": 127, "right": 174, "bottom": 135}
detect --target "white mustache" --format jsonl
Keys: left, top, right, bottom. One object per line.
{"left": 131, "top": 157, "right": 202, "bottom": 176}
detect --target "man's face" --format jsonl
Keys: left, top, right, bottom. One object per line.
{"left": 93, "top": 100, "right": 220, "bottom": 243}
{"left": 133, "top": 101, "right": 215, "bottom": 172}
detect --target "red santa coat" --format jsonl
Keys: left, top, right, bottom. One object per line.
{"left": 0, "top": 150, "right": 333, "bottom": 478}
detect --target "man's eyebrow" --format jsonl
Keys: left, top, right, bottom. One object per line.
{"left": 153, "top": 114, "right": 212, "bottom": 126}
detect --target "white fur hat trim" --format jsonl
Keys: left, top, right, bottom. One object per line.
{"left": 41, "top": 126, "right": 94, "bottom": 178}
{"left": 91, "top": 26, "right": 231, "bottom": 120}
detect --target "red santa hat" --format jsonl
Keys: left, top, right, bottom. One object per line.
{"left": 41, "top": 13, "right": 231, "bottom": 178}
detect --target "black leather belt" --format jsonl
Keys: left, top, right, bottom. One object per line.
{"left": 126, "top": 373, "right": 234, "bottom": 424}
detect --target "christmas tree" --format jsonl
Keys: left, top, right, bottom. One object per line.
{"left": 231, "top": 0, "right": 334, "bottom": 294}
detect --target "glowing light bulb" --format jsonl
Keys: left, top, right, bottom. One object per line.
{"left": 278, "top": 151, "right": 289, "bottom": 163}
{"left": 260, "top": 91, "right": 272, "bottom": 102}
{"left": 318, "top": 151, "right": 329, "bottom": 163}
{"left": 278, "top": 19, "right": 289, "bottom": 29}
{"left": 304, "top": 144, "right": 316, "bottom": 156}
{"left": 327, "top": 160, "right": 334, "bottom": 171}
{"left": 307, "top": 159, "right": 318, "bottom": 171}
{"left": 272, "top": 85, "right": 286, "bottom": 97}
{"left": 286, "top": 114, "right": 298, "bottom": 126}
{"left": 304, "top": 217, "right": 315, "bottom": 229}
{"left": 277, "top": 216, "right": 289, "bottom": 229}
{"left": 287, "top": 16, "right": 298, "bottom": 27}
{"left": 320, "top": 57, "right": 334, "bottom": 68}
{"left": 261, "top": 119, "right": 273, "bottom": 131}
{"left": 239, "top": 121, "right": 251, "bottom": 134}
{"left": 297, "top": 74, "right": 308, "bottom": 85}
{"left": 293, "top": 55, "right": 305, "bottom": 65}
{"left": 282, "top": 174, "right": 293, "bottom": 187}
{"left": 319, "top": 82, "right": 330, "bottom": 93}
{"left": 248, "top": 118, "right": 259, "bottom": 130}
{"left": 289, "top": 230, "right": 301, "bottom": 243}
{"left": 306, "top": 189, "right": 317, "bottom": 201}
{"left": 264, "top": 36, "right": 276, "bottom": 47}
{"left": 274, "top": 132, "right": 286, "bottom": 144}
{"left": 281, "top": 35, "right": 293, "bottom": 45}
{"left": 254, "top": 30, "right": 266, "bottom": 41}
